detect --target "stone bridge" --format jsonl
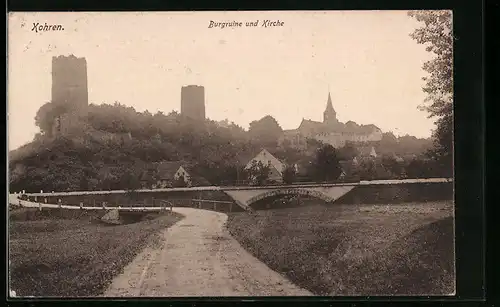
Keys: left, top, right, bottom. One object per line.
{"left": 222, "top": 185, "right": 357, "bottom": 210}
{"left": 11, "top": 178, "right": 453, "bottom": 212}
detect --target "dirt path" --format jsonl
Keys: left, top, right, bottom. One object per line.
{"left": 103, "top": 207, "right": 312, "bottom": 297}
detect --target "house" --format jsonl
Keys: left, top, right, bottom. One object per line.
{"left": 140, "top": 161, "right": 210, "bottom": 189}
{"left": 244, "top": 149, "right": 286, "bottom": 183}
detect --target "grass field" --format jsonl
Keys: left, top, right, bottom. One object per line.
{"left": 227, "top": 201, "right": 455, "bottom": 296}
{"left": 9, "top": 208, "right": 184, "bottom": 297}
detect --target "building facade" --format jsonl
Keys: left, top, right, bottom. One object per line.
{"left": 245, "top": 149, "right": 286, "bottom": 183}
{"left": 181, "top": 85, "right": 206, "bottom": 120}
{"left": 279, "top": 92, "right": 383, "bottom": 148}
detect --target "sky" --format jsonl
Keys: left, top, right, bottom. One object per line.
{"left": 7, "top": 11, "right": 441, "bottom": 151}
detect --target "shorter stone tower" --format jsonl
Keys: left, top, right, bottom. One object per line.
{"left": 180, "top": 85, "right": 205, "bottom": 121}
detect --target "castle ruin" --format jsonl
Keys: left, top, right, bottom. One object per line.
{"left": 180, "top": 85, "right": 205, "bottom": 121}
{"left": 50, "top": 55, "right": 89, "bottom": 136}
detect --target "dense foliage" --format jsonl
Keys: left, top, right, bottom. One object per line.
{"left": 408, "top": 10, "right": 453, "bottom": 177}
{"left": 10, "top": 98, "right": 443, "bottom": 193}
{"left": 311, "top": 144, "right": 342, "bottom": 182}
{"left": 246, "top": 160, "right": 271, "bottom": 186}
{"left": 10, "top": 103, "right": 259, "bottom": 192}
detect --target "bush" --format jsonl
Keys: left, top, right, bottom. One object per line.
{"left": 282, "top": 165, "right": 297, "bottom": 184}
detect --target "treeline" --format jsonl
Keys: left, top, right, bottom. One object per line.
{"left": 9, "top": 101, "right": 444, "bottom": 193}
{"left": 11, "top": 102, "right": 320, "bottom": 192}
{"left": 245, "top": 143, "right": 450, "bottom": 187}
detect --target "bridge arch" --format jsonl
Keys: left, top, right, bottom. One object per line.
{"left": 246, "top": 188, "right": 333, "bottom": 207}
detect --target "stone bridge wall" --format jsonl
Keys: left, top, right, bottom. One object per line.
{"left": 335, "top": 182, "right": 453, "bottom": 204}
{"left": 29, "top": 190, "right": 232, "bottom": 207}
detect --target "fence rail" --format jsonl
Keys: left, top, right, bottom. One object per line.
{"left": 191, "top": 198, "right": 236, "bottom": 212}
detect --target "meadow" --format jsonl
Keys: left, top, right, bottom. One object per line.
{"left": 9, "top": 208, "right": 183, "bottom": 297}
{"left": 227, "top": 201, "right": 455, "bottom": 296}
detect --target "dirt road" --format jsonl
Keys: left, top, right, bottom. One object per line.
{"left": 103, "top": 207, "right": 312, "bottom": 297}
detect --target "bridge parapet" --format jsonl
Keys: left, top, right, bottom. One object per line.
{"left": 223, "top": 185, "right": 357, "bottom": 210}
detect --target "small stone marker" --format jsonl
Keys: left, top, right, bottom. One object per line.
{"left": 44, "top": 198, "right": 47, "bottom": 203}
{"left": 101, "top": 209, "right": 121, "bottom": 225}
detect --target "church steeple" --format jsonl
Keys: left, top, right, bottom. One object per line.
{"left": 323, "top": 92, "right": 337, "bottom": 124}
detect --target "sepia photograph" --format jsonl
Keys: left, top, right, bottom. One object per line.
{"left": 8, "top": 10, "right": 455, "bottom": 298}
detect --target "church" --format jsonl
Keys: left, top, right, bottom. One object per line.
{"left": 279, "top": 93, "right": 383, "bottom": 149}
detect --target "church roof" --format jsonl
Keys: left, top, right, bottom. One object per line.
{"left": 292, "top": 92, "right": 382, "bottom": 136}
{"left": 296, "top": 118, "right": 381, "bottom": 136}
{"left": 325, "top": 92, "right": 335, "bottom": 113}
{"left": 298, "top": 119, "right": 325, "bottom": 132}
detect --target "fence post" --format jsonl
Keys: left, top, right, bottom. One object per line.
{"left": 80, "top": 202, "right": 83, "bottom": 210}
{"left": 214, "top": 202, "right": 217, "bottom": 211}
{"left": 58, "top": 199, "right": 62, "bottom": 209}
{"left": 229, "top": 202, "right": 233, "bottom": 213}
{"left": 152, "top": 197, "right": 155, "bottom": 207}
{"left": 39, "top": 202, "right": 42, "bottom": 211}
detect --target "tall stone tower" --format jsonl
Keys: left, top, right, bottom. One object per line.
{"left": 180, "top": 85, "right": 205, "bottom": 120}
{"left": 51, "top": 55, "right": 89, "bottom": 112}
{"left": 323, "top": 92, "right": 337, "bottom": 125}
{"left": 51, "top": 55, "right": 89, "bottom": 136}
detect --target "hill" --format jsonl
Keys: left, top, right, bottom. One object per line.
{"left": 9, "top": 103, "right": 435, "bottom": 193}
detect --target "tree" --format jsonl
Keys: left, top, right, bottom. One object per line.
{"left": 337, "top": 142, "right": 360, "bottom": 161}
{"left": 34, "top": 101, "right": 69, "bottom": 136}
{"left": 246, "top": 160, "right": 271, "bottom": 186}
{"left": 408, "top": 10, "right": 453, "bottom": 176}
{"left": 120, "top": 169, "right": 141, "bottom": 190}
{"left": 248, "top": 115, "right": 283, "bottom": 146}
{"left": 406, "top": 158, "right": 433, "bottom": 179}
{"left": 172, "top": 175, "right": 188, "bottom": 188}
{"left": 312, "top": 144, "right": 342, "bottom": 182}
{"left": 357, "top": 160, "right": 377, "bottom": 181}
{"left": 282, "top": 164, "right": 297, "bottom": 184}
{"left": 381, "top": 155, "right": 404, "bottom": 179}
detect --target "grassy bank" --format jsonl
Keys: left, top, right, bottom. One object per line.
{"left": 227, "top": 201, "right": 454, "bottom": 296}
{"left": 9, "top": 208, "right": 184, "bottom": 297}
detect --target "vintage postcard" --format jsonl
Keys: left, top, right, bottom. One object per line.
{"left": 8, "top": 11, "right": 455, "bottom": 298}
